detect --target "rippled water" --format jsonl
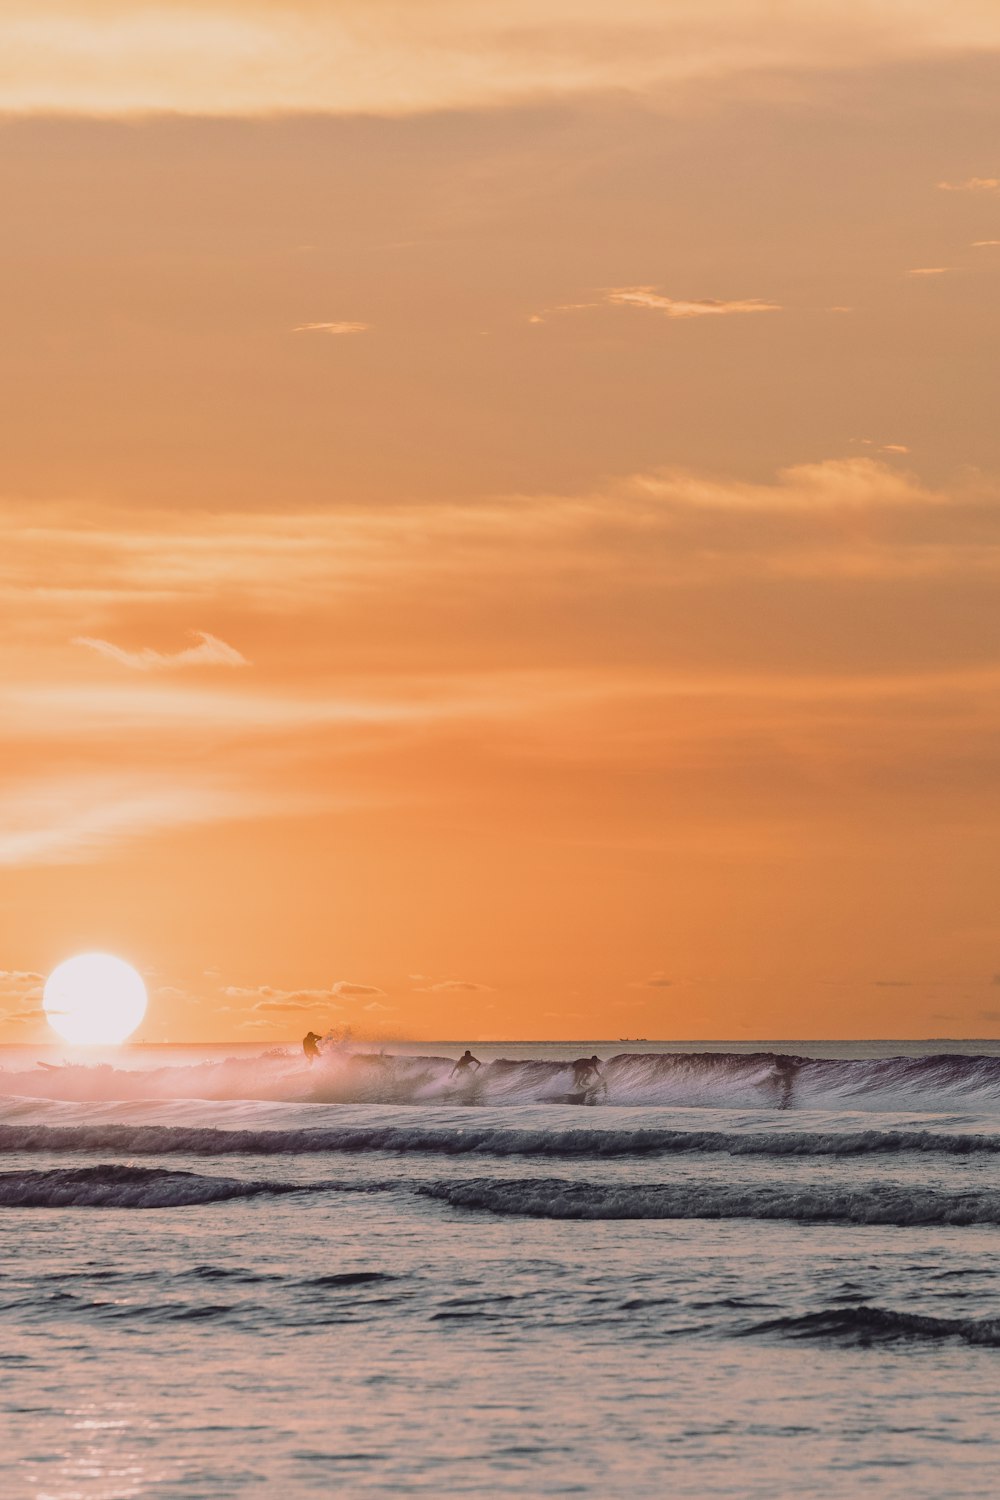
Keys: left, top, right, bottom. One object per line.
{"left": 3, "top": 1043, "right": 1000, "bottom": 1497}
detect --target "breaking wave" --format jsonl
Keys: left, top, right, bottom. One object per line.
{"left": 3, "top": 1122, "right": 1000, "bottom": 1159}
{"left": 417, "top": 1176, "right": 1000, "bottom": 1225}
{"left": 6, "top": 1049, "right": 1000, "bottom": 1112}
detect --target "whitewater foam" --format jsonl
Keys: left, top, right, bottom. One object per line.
{"left": 6, "top": 1048, "right": 1000, "bottom": 1112}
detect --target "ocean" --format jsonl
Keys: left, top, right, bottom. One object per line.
{"left": 3, "top": 1040, "right": 1000, "bottom": 1498}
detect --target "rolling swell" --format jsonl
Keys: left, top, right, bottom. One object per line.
{"left": 742, "top": 1305, "right": 1000, "bottom": 1347}
{"left": 3, "top": 1123, "right": 1000, "bottom": 1159}
{"left": 5, "top": 1164, "right": 1000, "bottom": 1226}
{"left": 0, "top": 1164, "right": 355, "bottom": 1210}
{"left": 419, "top": 1176, "right": 1000, "bottom": 1225}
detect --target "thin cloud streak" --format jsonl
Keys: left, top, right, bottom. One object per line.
{"left": 223, "top": 981, "right": 386, "bottom": 1008}
{"left": 415, "top": 979, "right": 494, "bottom": 993}
{"left": 0, "top": 775, "right": 247, "bottom": 867}
{"left": 605, "top": 287, "right": 781, "bottom": 318}
{"left": 4, "top": 2, "right": 1000, "bottom": 117}
{"left": 293, "top": 322, "right": 370, "bottom": 336}
{"left": 0, "top": 772, "right": 323, "bottom": 867}
{"left": 73, "top": 630, "right": 248, "bottom": 671}
{"left": 938, "top": 177, "right": 1000, "bottom": 192}
{"left": 4, "top": 463, "right": 1000, "bottom": 869}
{"left": 1, "top": 459, "right": 958, "bottom": 625}
{"left": 533, "top": 287, "right": 781, "bottom": 323}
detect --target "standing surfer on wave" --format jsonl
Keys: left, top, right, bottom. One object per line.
{"left": 302, "top": 1031, "right": 323, "bottom": 1064}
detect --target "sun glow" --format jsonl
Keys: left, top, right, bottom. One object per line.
{"left": 43, "top": 953, "right": 148, "bottom": 1045}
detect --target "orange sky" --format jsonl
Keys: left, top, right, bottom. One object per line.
{"left": 4, "top": 2, "right": 1000, "bottom": 1041}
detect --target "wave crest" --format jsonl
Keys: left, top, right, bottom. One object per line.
{"left": 6, "top": 1049, "right": 1000, "bottom": 1112}
{"left": 742, "top": 1305, "right": 1000, "bottom": 1347}
{"left": 2, "top": 1122, "right": 1000, "bottom": 1159}
{"left": 418, "top": 1176, "right": 1000, "bottom": 1225}
{"left": 0, "top": 1164, "right": 313, "bottom": 1210}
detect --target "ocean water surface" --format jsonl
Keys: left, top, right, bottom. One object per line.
{"left": 3, "top": 1040, "right": 1000, "bottom": 1497}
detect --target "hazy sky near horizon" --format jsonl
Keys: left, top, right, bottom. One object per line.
{"left": 3, "top": 1, "right": 1000, "bottom": 1041}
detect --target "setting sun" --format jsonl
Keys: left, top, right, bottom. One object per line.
{"left": 42, "top": 953, "right": 148, "bottom": 1045}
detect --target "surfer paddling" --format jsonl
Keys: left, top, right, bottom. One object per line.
{"left": 450, "top": 1050, "right": 482, "bottom": 1080}
{"left": 302, "top": 1031, "right": 323, "bottom": 1064}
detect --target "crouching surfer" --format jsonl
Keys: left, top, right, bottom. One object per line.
{"left": 450, "top": 1049, "right": 482, "bottom": 1080}
{"left": 571, "top": 1055, "right": 603, "bottom": 1091}
{"left": 302, "top": 1030, "right": 323, "bottom": 1064}
{"left": 569, "top": 1055, "right": 606, "bottom": 1102}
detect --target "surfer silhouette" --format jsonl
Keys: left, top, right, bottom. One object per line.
{"left": 571, "top": 1056, "right": 603, "bottom": 1091}
{"left": 773, "top": 1055, "right": 798, "bottom": 1110}
{"left": 450, "top": 1050, "right": 482, "bottom": 1079}
{"left": 302, "top": 1031, "right": 322, "bottom": 1063}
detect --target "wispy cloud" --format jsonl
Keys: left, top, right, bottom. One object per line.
{"left": 0, "top": 773, "right": 293, "bottom": 867}
{"left": 224, "top": 985, "right": 341, "bottom": 1010}
{"left": 533, "top": 286, "right": 781, "bottom": 323}
{"left": 937, "top": 177, "right": 999, "bottom": 193}
{"left": 604, "top": 287, "right": 781, "bottom": 319}
{"left": 5, "top": 459, "right": 1000, "bottom": 871}
{"left": 2, "top": 1006, "right": 50, "bottom": 1026}
{"left": 4, "top": 3, "right": 1000, "bottom": 118}
{"left": 223, "top": 980, "right": 386, "bottom": 1009}
{"left": 254, "top": 998, "right": 324, "bottom": 1013}
{"left": 0, "top": 971, "right": 43, "bottom": 1002}
{"left": 332, "top": 980, "right": 386, "bottom": 999}
{"left": 414, "top": 979, "right": 494, "bottom": 993}
{"left": 907, "top": 266, "right": 950, "bottom": 276}
{"left": 7, "top": 461, "right": 942, "bottom": 631}
{"left": 0, "top": 460, "right": 975, "bottom": 673}
{"left": 73, "top": 630, "right": 247, "bottom": 671}
{"left": 293, "top": 322, "right": 370, "bottom": 336}
{"left": 625, "top": 457, "right": 937, "bottom": 512}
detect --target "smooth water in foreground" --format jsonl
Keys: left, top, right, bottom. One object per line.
{"left": 3, "top": 1041, "right": 1000, "bottom": 1497}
